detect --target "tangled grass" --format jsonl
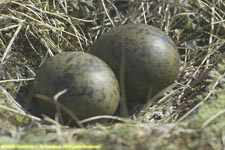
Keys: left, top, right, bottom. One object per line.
{"left": 0, "top": 0, "right": 225, "bottom": 149}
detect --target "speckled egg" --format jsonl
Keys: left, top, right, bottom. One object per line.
{"left": 33, "top": 52, "right": 120, "bottom": 121}
{"left": 89, "top": 24, "right": 180, "bottom": 103}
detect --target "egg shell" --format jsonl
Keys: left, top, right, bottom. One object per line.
{"left": 90, "top": 24, "right": 180, "bottom": 103}
{"left": 34, "top": 52, "right": 120, "bottom": 121}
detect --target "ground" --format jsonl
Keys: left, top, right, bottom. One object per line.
{"left": 0, "top": 0, "right": 225, "bottom": 150}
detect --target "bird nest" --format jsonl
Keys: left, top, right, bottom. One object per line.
{"left": 0, "top": 0, "right": 225, "bottom": 149}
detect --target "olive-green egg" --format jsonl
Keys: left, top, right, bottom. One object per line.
{"left": 34, "top": 52, "right": 120, "bottom": 120}
{"left": 89, "top": 24, "right": 180, "bottom": 103}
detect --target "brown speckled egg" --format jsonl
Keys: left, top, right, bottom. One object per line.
{"left": 34, "top": 52, "right": 120, "bottom": 120}
{"left": 89, "top": 24, "right": 180, "bottom": 103}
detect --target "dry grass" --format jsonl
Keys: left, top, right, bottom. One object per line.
{"left": 0, "top": 0, "right": 225, "bottom": 149}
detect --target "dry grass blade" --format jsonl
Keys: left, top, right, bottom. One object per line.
{"left": 1, "top": 23, "right": 22, "bottom": 63}
{"left": 0, "top": 78, "right": 34, "bottom": 83}
{"left": 203, "top": 109, "right": 225, "bottom": 128}
{"left": 0, "top": 104, "right": 41, "bottom": 121}
{"left": 80, "top": 115, "right": 129, "bottom": 124}
{"left": 101, "top": 0, "right": 115, "bottom": 27}
{"left": 34, "top": 93, "right": 84, "bottom": 128}
{"left": 0, "top": 86, "right": 23, "bottom": 110}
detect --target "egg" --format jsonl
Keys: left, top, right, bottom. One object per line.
{"left": 90, "top": 24, "right": 180, "bottom": 103}
{"left": 33, "top": 52, "right": 120, "bottom": 122}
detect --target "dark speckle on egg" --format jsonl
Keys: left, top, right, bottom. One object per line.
{"left": 65, "top": 56, "right": 74, "bottom": 63}
{"left": 53, "top": 73, "right": 74, "bottom": 91}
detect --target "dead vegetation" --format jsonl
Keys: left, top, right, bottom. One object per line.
{"left": 0, "top": 0, "right": 225, "bottom": 149}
